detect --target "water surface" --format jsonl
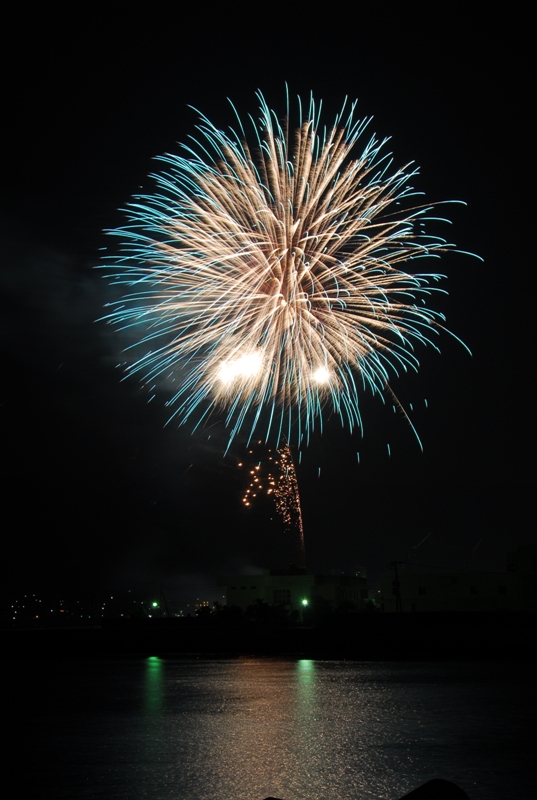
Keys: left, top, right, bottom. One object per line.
{"left": 5, "top": 658, "right": 533, "bottom": 799}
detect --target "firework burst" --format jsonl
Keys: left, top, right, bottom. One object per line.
{"left": 104, "top": 90, "right": 474, "bottom": 449}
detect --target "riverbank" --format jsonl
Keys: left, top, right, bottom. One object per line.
{"left": 3, "top": 611, "right": 535, "bottom": 659}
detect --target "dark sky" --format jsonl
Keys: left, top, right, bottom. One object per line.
{"left": 1, "top": 7, "right": 533, "bottom": 606}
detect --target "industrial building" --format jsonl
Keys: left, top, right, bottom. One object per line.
{"left": 219, "top": 566, "right": 367, "bottom": 612}
{"left": 379, "top": 544, "right": 537, "bottom": 613}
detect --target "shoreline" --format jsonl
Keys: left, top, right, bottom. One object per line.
{"left": 3, "top": 611, "right": 535, "bottom": 660}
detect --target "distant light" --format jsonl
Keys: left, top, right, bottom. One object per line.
{"left": 301, "top": 598, "right": 309, "bottom": 606}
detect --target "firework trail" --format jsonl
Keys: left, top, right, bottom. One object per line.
{"left": 239, "top": 442, "right": 305, "bottom": 567}
{"left": 104, "top": 90, "right": 475, "bottom": 449}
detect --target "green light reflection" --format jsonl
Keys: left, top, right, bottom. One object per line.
{"left": 145, "top": 656, "right": 163, "bottom": 714}
{"left": 297, "top": 658, "right": 316, "bottom": 705}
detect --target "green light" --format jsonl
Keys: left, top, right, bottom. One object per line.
{"left": 301, "top": 598, "right": 308, "bottom": 606}
{"left": 152, "top": 602, "right": 158, "bottom": 608}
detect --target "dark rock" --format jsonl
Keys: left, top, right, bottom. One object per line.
{"left": 400, "top": 778, "right": 470, "bottom": 799}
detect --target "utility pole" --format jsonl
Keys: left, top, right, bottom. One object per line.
{"left": 390, "top": 561, "right": 403, "bottom": 612}
{"left": 160, "top": 582, "right": 170, "bottom": 618}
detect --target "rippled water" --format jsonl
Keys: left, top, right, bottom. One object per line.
{"left": 5, "top": 658, "right": 534, "bottom": 799}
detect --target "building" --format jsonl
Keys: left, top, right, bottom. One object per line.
{"left": 379, "top": 544, "right": 537, "bottom": 613}
{"left": 219, "top": 566, "right": 367, "bottom": 612}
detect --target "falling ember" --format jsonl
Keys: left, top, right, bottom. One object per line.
{"left": 273, "top": 445, "right": 305, "bottom": 565}
{"left": 239, "top": 442, "right": 306, "bottom": 568}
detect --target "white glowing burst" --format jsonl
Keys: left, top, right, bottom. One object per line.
{"left": 217, "top": 352, "right": 263, "bottom": 384}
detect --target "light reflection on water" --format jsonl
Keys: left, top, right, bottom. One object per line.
{"left": 145, "top": 655, "right": 164, "bottom": 714}
{"left": 5, "top": 657, "right": 534, "bottom": 799}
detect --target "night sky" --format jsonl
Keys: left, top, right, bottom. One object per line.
{"left": 2, "top": 7, "right": 533, "bottom": 609}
